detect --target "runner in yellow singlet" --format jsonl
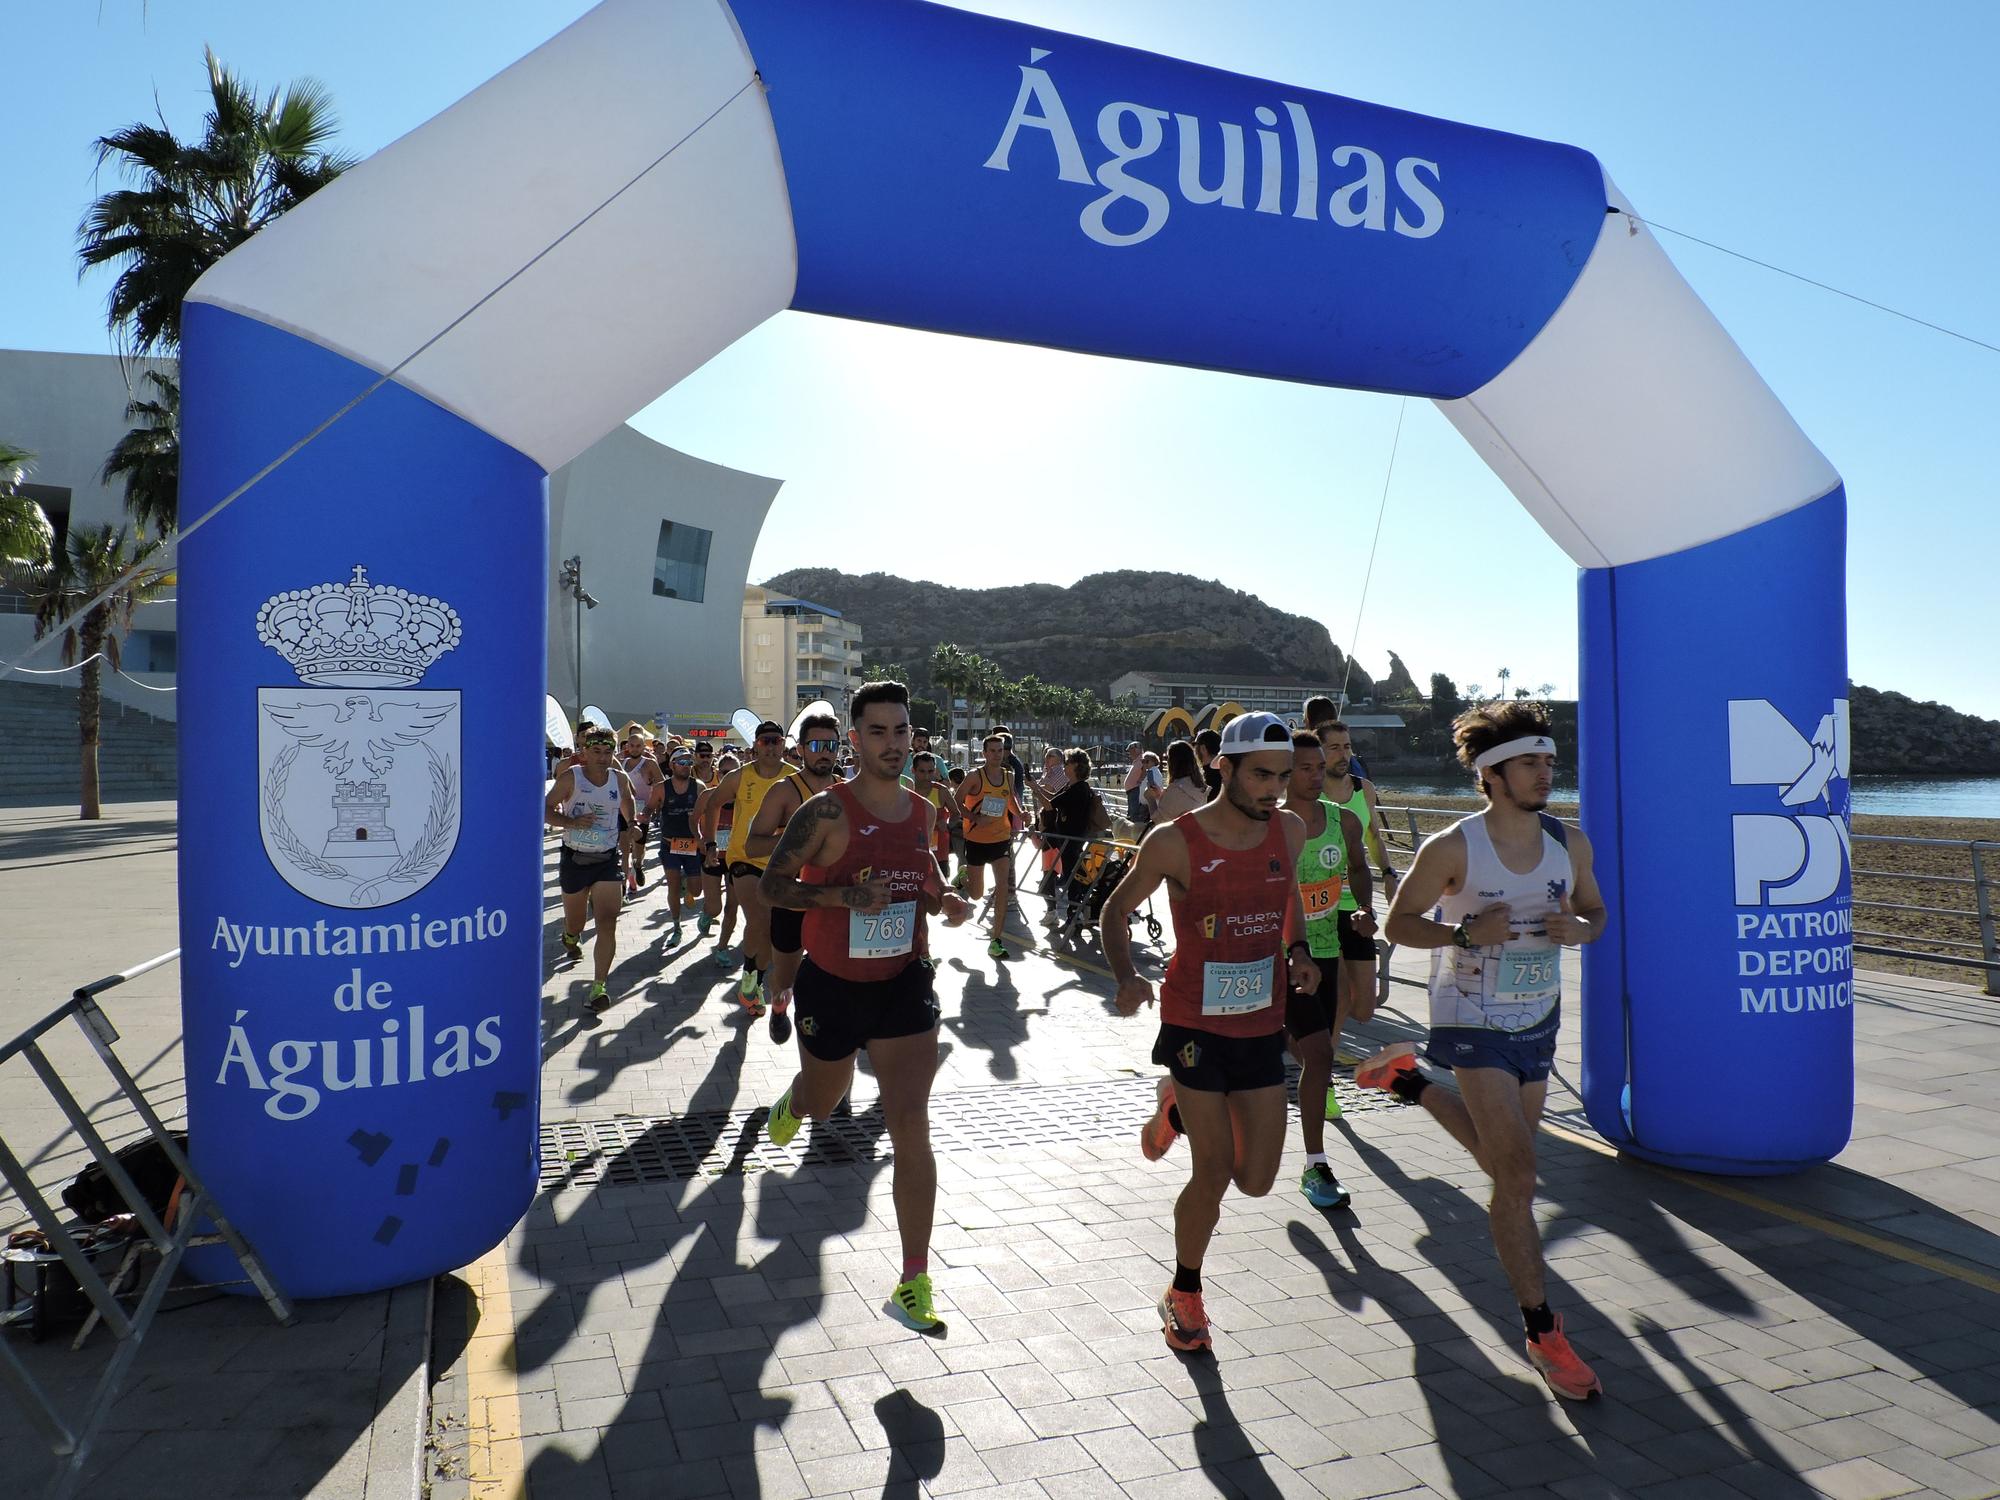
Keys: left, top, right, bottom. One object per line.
{"left": 701, "top": 720, "right": 790, "bottom": 1015}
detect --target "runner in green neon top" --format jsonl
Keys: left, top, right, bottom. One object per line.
{"left": 1304, "top": 701, "right": 1398, "bottom": 1091}
{"left": 1281, "top": 730, "right": 1371, "bottom": 1209}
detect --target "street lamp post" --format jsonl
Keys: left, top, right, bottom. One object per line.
{"left": 558, "top": 555, "right": 599, "bottom": 723}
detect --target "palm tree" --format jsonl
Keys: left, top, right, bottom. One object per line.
{"left": 1496, "top": 667, "right": 1512, "bottom": 700}
{"left": 78, "top": 47, "right": 355, "bottom": 359}
{"left": 77, "top": 47, "right": 353, "bottom": 533}
{"left": 928, "top": 643, "right": 971, "bottom": 763}
{"left": 1, "top": 442, "right": 55, "bottom": 568}
{"left": 6, "top": 524, "right": 174, "bottom": 820}
{"left": 99, "top": 370, "right": 180, "bottom": 536}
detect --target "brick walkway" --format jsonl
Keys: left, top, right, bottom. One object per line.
{"left": 426, "top": 846, "right": 2000, "bottom": 1500}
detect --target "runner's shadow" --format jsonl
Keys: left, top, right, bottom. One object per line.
{"left": 1184, "top": 1358, "right": 1290, "bottom": 1500}
{"left": 943, "top": 966, "right": 1040, "bottom": 1081}
{"left": 872, "top": 1390, "right": 945, "bottom": 1500}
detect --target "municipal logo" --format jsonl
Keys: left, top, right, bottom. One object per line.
{"left": 1728, "top": 698, "right": 1851, "bottom": 907}
{"left": 256, "top": 566, "right": 462, "bottom": 909}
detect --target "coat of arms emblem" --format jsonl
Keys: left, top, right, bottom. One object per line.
{"left": 255, "top": 566, "right": 462, "bottom": 908}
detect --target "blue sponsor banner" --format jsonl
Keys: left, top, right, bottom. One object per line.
{"left": 178, "top": 303, "right": 545, "bottom": 1295}
{"left": 731, "top": 0, "right": 1608, "bottom": 397}
{"left": 1580, "top": 488, "right": 1851, "bottom": 1173}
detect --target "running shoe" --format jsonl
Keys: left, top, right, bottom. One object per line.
{"left": 769, "top": 995, "right": 793, "bottom": 1045}
{"left": 696, "top": 912, "right": 712, "bottom": 938}
{"left": 665, "top": 925, "right": 682, "bottom": 948}
{"left": 1140, "top": 1077, "right": 1181, "bottom": 1161}
{"left": 987, "top": 937, "right": 1007, "bottom": 960}
{"left": 1300, "top": 1163, "right": 1351, "bottom": 1210}
{"left": 885, "top": 1273, "right": 945, "bottom": 1335}
{"left": 1039, "top": 906, "right": 1061, "bottom": 928}
{"left": 587, "top": 980, "right": 610, "bottom": 1012}
{"left": 559, "top": 932, "right": 582, "bottom": 964}
{"left": 737, "top": 969, "right": 766, "bottom": 1017}
{"left": 1526, "top": 1314, "right": 1603, "bottom": 1401}
{"left": 715, "top": 945, "right": 739, "bottom": 968}
{"left": 1354, "top": 1042, "right": 1420, "bottom": 1094}
{"left": 1324, "top": 1086, "right": 1343, "bottom": 1121}
{"left": 766, "top": 1086, "right": 802, "bottom": 1147}
{"left": 1158, "top": 1288, "right": 1211, "bottom": 1353}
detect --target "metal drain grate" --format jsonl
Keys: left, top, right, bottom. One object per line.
{"left": 541, "top": 1069, "right": 1403, "bottom": 1187}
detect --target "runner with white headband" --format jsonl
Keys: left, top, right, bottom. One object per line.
{"left": 1356, "top": 699, "right": 1612, "bottom": 1402}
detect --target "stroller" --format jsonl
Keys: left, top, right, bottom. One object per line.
{"left": 1058, "top": 838, "right": 1163, "bottom": 945}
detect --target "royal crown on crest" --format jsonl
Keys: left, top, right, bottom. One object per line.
{"left": 256, "top": 565, "right": 462, "bottom": 687}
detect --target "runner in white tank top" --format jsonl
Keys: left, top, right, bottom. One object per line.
{"left": 1361, "top": 704, "right": 1611, "bottom": 1404}
{"left": 1426, "top": 813, "right": 1572, "bottom": 1033}
{"left": 545, "top": 726, "right": 637, "bottom": 1012}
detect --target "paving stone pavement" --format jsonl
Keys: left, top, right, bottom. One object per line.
{"left": 424, "top": 843, "right": 2000, "bottom": 1500}
{"left": 6, "top": 808, "right": 1998, "bottom": 1499}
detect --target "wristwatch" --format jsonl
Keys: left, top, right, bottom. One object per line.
{"left": 1450, "top": 919, "right": 1474, "bottom": 950}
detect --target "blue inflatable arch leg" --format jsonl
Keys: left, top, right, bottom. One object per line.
{"left": 182, "top": 0, "right": 1849, "bottom": 1295}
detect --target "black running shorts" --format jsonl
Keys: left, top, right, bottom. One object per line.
{"left": 771, "top": 906, "right": 804, "bottom": 955}
{"left": 1283, "top": 983, "right": 1334, "bottom": 1039}
{"left": 1335, "top": 909, "right": 1380, "bottom": 962}
{"left": 558, "top": 847, "right": 622, "bottom": 894}
{"left": 794, "top": 956, "right": 940, "bottom": 1062}
{"left": 963, "top": 837, "right": 1012, "bottom": 868}
{"left": 1152, "top": 1023, "right": 1287, "bottom": 1094}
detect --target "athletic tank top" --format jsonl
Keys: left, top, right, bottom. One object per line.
{"left": 909, "top": 780, "right": 949, "bottom": 854}
{"left": 1330, "top": 778, "right": 1372, "bottom": 912}
{"left": 621, "top": 754, "right": 659, "bottom": 813}
{"left": 960, "top": 767, "right": 1015, "bottom": 843}
{"left": 801, "top": 780, "right": 933, "bottom": 982}
{"left": 1293, "top": 799, "right": 1349, "bottom": 960}
{"left": 1426, "top": 813, "right": 1573, "bottom": 1032}
{"left": 732, "top": 763, "right": 787, "bottom": 870}
{"left": 658, "top": 779, "right": 699, "bottom": 843}
{"left": 561, "top": 766, "right": 622, "bottom": 856}
{"left": 1160, "top": 811, "right": 1291, "bottom": 1038}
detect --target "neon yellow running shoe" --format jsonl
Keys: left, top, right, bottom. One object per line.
{"left": 1324, "top": 1086, "right": 1343, "bottom": 1121}
{"left": 767, "top": 1087, "right": 802, "bottom": 1148}
{"left": 885, "top": 1272, "right": 945, "bottom": 1334}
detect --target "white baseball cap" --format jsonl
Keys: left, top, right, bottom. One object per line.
{"left": 1217, "top": 712, "right": 1293, "bottom": 756}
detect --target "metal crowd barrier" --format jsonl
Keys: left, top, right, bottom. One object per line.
{"left": 1371, "top": 802, "right": 1999, "bottom": 998}
{"left": 0, "top": 950, "right": 293, "bottom": 1499}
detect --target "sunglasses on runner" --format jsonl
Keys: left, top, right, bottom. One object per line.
{"left": 756, "top": 735, "right": 784, "bottom": 748}
{"left": 800, "top": 738, "right": 839, "bottom": 753}
{"left": 695, "top": 744, "right": 712, "bottom": 754}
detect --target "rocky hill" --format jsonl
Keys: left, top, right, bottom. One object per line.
{"left": 764, "top": 568, "right": 1370, "bottom": 700}
{"left": 1850, "top": 684, "right": 2000, "bottom": 775}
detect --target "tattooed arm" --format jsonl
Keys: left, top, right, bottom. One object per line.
{"left": 758, "top": 791, "right": 893, "bottom": 912}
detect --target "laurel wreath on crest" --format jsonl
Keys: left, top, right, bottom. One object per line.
{"left": 265, "top": 739, "right": 459, "bottom": 902}
{"left": 264, "top": 744, "right": 353, "bottom": 880}
{"left": 354, "top": 744, "right": 458, "bottom": 904}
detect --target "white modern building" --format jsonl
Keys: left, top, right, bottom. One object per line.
{"left": 1, "top": 348, "right": 781, "bottom": 732}
{"left": 0, "top": 349, "right": 181, "bottom": 713}
{"left": 740, "top": 585, "right": 866, "bottom": 724}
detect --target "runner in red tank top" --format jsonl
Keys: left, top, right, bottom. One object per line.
{"left": 756, "top": 680, "right": 973, "bottom": 1337}
{"left": 1100, "top": 712, "right": 1321, "bottom": 1354}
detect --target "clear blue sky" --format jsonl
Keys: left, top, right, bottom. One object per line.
{"left": 7, "top": 0, "right": 1996, "bottom": 717}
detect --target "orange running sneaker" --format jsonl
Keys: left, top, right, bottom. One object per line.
{"left": 1526, "top": 1314, "right": 1603, "bottom": 1401}
{"left": 1140, "top": 1077, "right": 1181, "bottom": 1161}
{"left": 1354, "top": 1042, "right": 1420, "bottom": 1094}
{"left": 1159, "top": 1288, "right": 1211, "bottom": 1352}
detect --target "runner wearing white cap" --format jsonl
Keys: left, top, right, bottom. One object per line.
{"left": 1101, "top": 711, "right": 1320, "bottom": 1354}
{"left": 1358, "top": 699, "right": 1610, "bottom": 1401}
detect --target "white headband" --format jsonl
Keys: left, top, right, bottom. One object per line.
{"left": 1473, "top": 735, "right": 1556, "bottom": 771}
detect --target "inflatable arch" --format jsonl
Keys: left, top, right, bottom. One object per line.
{"left": 178, "top": 0, "right": 1849, "bottom": 1297}
{"left": 1148, "top": 706, "right": 1197, "bottom": 743}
